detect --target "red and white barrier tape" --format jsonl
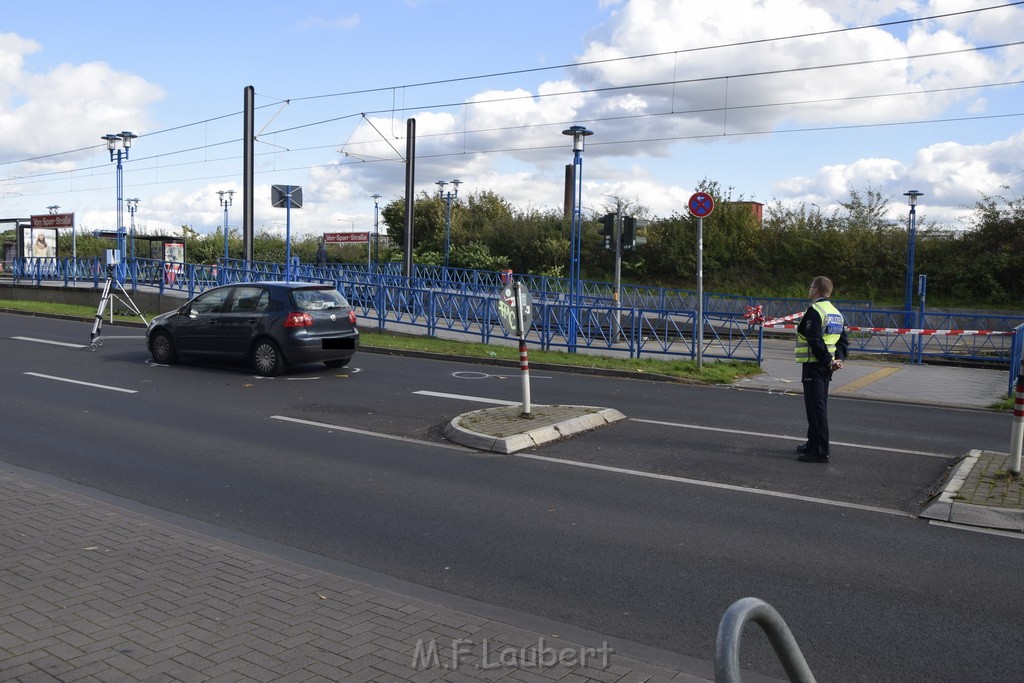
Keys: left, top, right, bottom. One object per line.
{"left": 744, "top": 306, "right": 1013, "bottom": 336}
{"left": 760, "top": 323, "right": 1012, "bottom": 336}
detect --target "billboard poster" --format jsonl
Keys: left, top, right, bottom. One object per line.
{"left": 164, "top": 242, "right": 185, "bottom": 263}
{"left": 22, "top": 227, "right": 58, "bottom": 258}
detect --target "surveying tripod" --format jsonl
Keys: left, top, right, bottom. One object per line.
{"left": 90, "top": 271, "right": 148, "bottom": 351}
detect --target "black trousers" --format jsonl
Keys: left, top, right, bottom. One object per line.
{"left": 802, "top": 363, "right": 833, "bottom": 455}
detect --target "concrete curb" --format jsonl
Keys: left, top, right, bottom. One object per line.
{"left": 444, "top": 405, "right": 627, "bottom": 454}
{"left": 919, "top": 449, "right": 1024, "bottom": 532}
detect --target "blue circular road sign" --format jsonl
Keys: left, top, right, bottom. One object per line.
{"left": 688, "top": 192, "right": 715, "bottom": 217}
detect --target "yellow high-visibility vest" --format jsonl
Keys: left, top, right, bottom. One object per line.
{"left": 795, "top": 300, "right": 844, "bottom": 363}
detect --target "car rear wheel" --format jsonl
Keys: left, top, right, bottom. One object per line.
{"left": 149, "top": 330, "right": 178, "bottom": 365}
{"left": 252, "top": 339, "right": 286, "bottom": 376}
{"left": 324, "top": 359, "right": 350, "bottom": 369}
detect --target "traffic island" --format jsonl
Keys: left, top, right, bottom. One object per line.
{"left": 444, "top": 404, "right": 626, "bottom": 454}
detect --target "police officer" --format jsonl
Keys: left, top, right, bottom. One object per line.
{"left": 795, "top": 276, "right": 849, "bottom": 463}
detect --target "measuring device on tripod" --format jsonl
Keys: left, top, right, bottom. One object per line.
{"left": 89, "top": 250, "right": 148, "bottom": 351}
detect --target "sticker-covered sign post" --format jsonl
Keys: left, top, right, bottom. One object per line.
{"left": 688, "top": 192, "right": 715, "bottom": 369}
{"left": 498, "top": 279, "right": 534, "bottom": 417}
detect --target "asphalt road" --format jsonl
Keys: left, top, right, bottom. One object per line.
{"left": 1, "top": 312, "right": 1021, "bottom": 682}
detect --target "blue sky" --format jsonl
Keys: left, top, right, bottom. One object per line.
{"left": 2, "top": 0, "right": 1022, "bottom": 240}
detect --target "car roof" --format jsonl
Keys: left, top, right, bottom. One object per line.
{"left": 230, "top": 281, "right": 333, "bottom": 290}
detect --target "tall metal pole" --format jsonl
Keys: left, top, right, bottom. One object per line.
{"left": 372, "top": 193, "right": 382, "bottom": 268}
{"left": 403, "top": 118, "right": 416, "bottom": 279}
{"left": 903, "top": 190, "right": 922, "bottom": 327}
{"left": 243, "top": 86, "right": 255, "bottom": 265}
{"left": 613, "top": 202, "right": 623, "bottom": 341}
{"left": 437, "top": 179, "right": 461, "bottom": 274}
{"left": 443, "top": 188, "right": 452, "bottom": 270}
{"left": 218, "top": 189, "right": 234, "bottom": 271}
{"left": 285, "top": 185, "right": 293, "bottom": 282}
{"left": 562, "top": 125, "right": 592, "bottom": 354}
{"left": 696, "top": 216, "right": 704, "bottom": 369}
{"left": 126, "top": 198, "right": 139, "bottom": 291}
{"left": 126, "top": 199, "right": 138, "bottom": 264}
{"left": 116, "top": 149, "right": 125, "bottom": 282}
{"left": 569, "top": 148, "right": 583, "bottom": 353}
{"left": 103, "top": 131, "right": 136, "bottom": 284}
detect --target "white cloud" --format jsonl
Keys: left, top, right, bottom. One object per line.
{"left": 0, "top": 36, "right": 163, "bottom": 161}
{"left": 1, "top": 0, "right": 1022, "bottom": 240}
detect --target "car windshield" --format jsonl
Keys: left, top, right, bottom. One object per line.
{"left": 291, "top": 288, "right": 348, "bottom": 311}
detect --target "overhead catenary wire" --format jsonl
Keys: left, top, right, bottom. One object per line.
{"left": 1, "top": 2, "right": 1022, "bottom": 196}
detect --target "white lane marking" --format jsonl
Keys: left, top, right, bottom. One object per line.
{"left": 414, "top": 390, "right": 519, "bottom": 406}
{"left": 13, "top": 336, "right": 89, "bottom": 349}
{"left": 276, "top": 411, "right": 910, "bottom": 518}
{"left": 631, "top": 418, "right": 951, "bottom": 459}
{"left": 411, "top": 397, "right": 951, "bottom": 460}
{"left": 270, "top": 415, "right": 476, "bottom": 452}
{"left": 512, "top": 451, "right": 912, "bottom": 518}
{"left": 453, "top": 370, "right": 551, "bottom": 380}
{"left": 24, "top": 372, "right": 138, "bottom": 394}
{"left": 928, "top": 520, "right": 1024, "bottom": 539}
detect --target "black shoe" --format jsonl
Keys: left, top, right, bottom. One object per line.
{"left": 797, "top": 453, "right": 830, "bottom": 463}
{"left": 795, "top": 443, "right": 810, "bottom": 454}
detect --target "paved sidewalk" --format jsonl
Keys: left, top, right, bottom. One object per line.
{"left": 0, "top": 466, "right": 718, "bottom": 683}
{"left": 737, "top": 354, "right": 1009, "bottom": 410}
{"left": 919, "top": 450, "right": 1024, "bottom": 532}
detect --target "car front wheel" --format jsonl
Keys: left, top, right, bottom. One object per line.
{"left": 252, "top": 339, "right": 286, "bottom": 376}
{"left": 149, "top": 330, "right": 178, "bottom": 365}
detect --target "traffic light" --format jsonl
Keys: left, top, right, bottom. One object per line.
{"left": 598, "top": 213, "right": 617, "bottom": 251}
{"left": 621, "top": 216, "right": 649, "bottom": 250}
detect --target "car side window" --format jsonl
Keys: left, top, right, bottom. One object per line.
{"left": 190, "top": 288, "right": 231, "bottom": 314}
{"left": 228, "top": 286, "right": 269, "bottom": 313}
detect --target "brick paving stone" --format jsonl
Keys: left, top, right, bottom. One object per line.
{"left": 0, "top": 465, "right": 720, "bottom": 682}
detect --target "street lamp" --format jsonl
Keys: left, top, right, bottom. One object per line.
{"left": 372, "top": 193, "right": 382, "bottom": 268}
{"left": 47, "top": 205, "right": 60, "bottom": 214}
{"left": 903, "top": 190, "right": 923, "bottom": 324}
{"left": 126, "top": 198, "right": 139, "bottom": 286}
{"left": 436, "top": 179, "right": 461, "bottom": 271}
{"left": 562, "top": 124, "right": 593, "bottom": 353}
{"left": 218, "top": 190, "right": 235, "bottom": 272}
{"left": 102, "top": 130, "right": 137, "bottom": 281}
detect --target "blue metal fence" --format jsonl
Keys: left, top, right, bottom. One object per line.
{"left": 10, "top": 256, "right": 1022, "bottom": 386}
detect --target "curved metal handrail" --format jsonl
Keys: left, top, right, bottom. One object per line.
{"left": 715, "top": 597, "right": 816, "bottom": 683}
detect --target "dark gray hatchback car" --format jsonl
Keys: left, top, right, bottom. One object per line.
{"left": 146, "top": 282, "right": 359, "bottom": 376}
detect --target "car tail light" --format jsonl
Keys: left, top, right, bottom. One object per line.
{"left": 348, "top": 310, "right": 357, "bottom": 325}
{"left": 284, "top": 312, "right": 314, "bottom": 328}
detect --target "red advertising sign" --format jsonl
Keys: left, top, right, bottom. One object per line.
{"left": 324, "top": 232, "right": 370, "bottom": 244}
{"left": 30, "top": 213, "right": 74, "bottom": 228}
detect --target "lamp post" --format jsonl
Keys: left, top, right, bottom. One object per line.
{"left": 218, "top": 190, "right": 235, "bottom": 274}
{"left": 126, "top": 198, "right": 139, "bottom": 289}
{"left": 102, "top": 131, "right": 137, "bottom": 282}
{"left": 562, "top": 125, "right": 593, "bottom": 353}
{"left": 903, "top": 190, "right": 923, "bottom": 325}
{"left": 436, "top": 179, "right": 461, "bottom": 271}
{"left": 46, "top": 205, "right": 62, "bottom": 272}
{"left": 372, "top": 193, "right": 382, "bottom": 268}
